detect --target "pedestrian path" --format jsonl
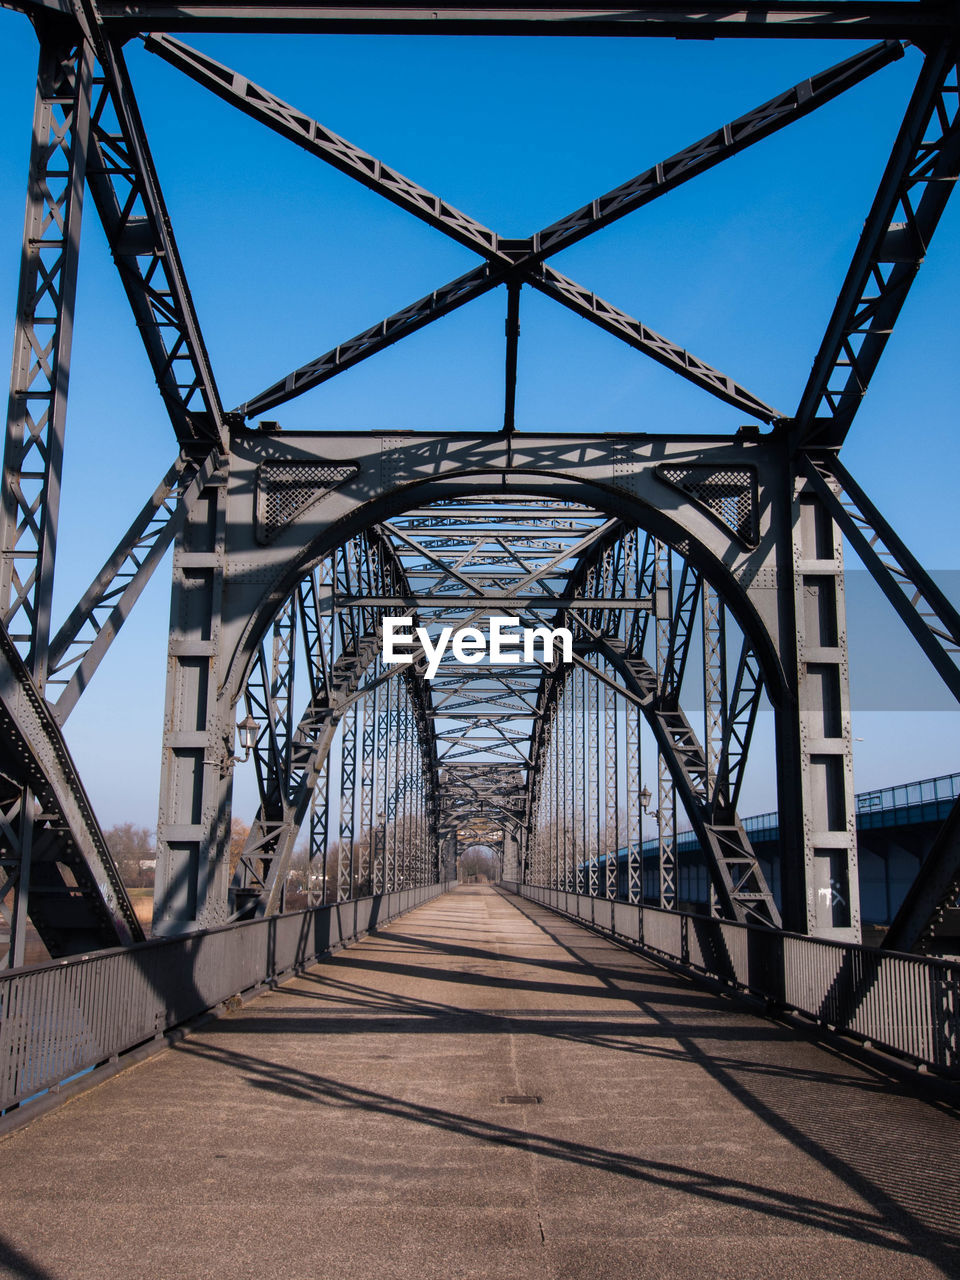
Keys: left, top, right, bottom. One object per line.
{"left": 0, "top": 885, "right": 957, "bottom": 1280}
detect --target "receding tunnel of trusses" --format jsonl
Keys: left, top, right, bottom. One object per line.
{"left": 230, "top": 489, "right": 779, "bottom": 928}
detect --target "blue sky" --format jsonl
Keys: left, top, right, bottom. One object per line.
{"left": 0, "top": 12, "right": 957, "bottom": 827}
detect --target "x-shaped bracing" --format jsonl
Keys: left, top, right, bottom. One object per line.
{"left": 145, "top": 33, "right": 904, "bottom": 427}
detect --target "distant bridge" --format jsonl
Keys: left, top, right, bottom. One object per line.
{"left": 608, "top": 772, "right": 960, "bottom": 945}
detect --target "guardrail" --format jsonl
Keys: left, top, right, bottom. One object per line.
{"left": 0, "top": 882, "right": 446, "bottom": 1114}
{"left": 501, "top": 882, "right": 959, "bottom": 1078}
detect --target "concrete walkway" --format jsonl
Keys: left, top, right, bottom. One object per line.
{"left": 1, "top": 886, "right": 958, "bottom": 1280}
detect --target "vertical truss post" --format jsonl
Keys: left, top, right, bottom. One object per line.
{"left": 573, "top": 668, "right": 586, "bottom": 893}
{"left": 703, "top": 581, "right": 725, "bottom": 915}
{"left": 503, "top": 281, "right": 521, "bottom": 435}
{"left": 625, "top": 529, "right": 644, "bottom": 905}
{"left": 2, "top": 38, "right": 92, "bottom": 680}
{"left": 407, "top": 691, "right": 417, "bottom": 890}
{"left": 417, "top": 762, "right": 426, "bottom": 884}
{"left": 565, "top": 680, "right": 574, "bottom": 892}
{"left": 776, "top": 462, "right": 860, "bottom": 940}
{"left": 552, "top": 706, "right": 561, "bottom": 891}
{"left": 702, "top": 583, "right": 725, "bottom": 788}
{"left": 153, "top": 469, "right": 230, "bottom": 934}
{"left": 604, "top": 661, "right": 619, "bottom": 900}
{"left": 397, "top": 694, "right": 408, "bottom": 889}
{"left": 373, "top": 671, "right": 389, "bottom": 894}
{"left": 6, "top": 803, "right": 34, "bottom": 971}
{"left": 357, "top": 685, "right": 376, "bottom": 894}
{"left": 533, "top": 763, "right": 544, "bottom": 887}
{"left": 541, "top": 706, "right": 550, "bottom": 889}
{"left": 548, "top": 697, "right": 557, "bottom": 890}
{"left": 538, "top": 734, "right": 547, "bottom": 889}
{"left": 587, "top": 668, "right": 600, "bottom": 896}
{"left": 308, "top": 766, "right": 329, "bottom": 907}
{"left": 338, "top": 700, "right": 358, "bottom": 901}
{"left": 1, "top": 39, "right": 92, "bottom": 968}
{"left": 411, "top": 743, "right": 420, "bottom": 885}
{"left": 386, "top": 673, "right": 398, "bottom": 891}
{"left": 544, "top": 696, "right": 554, "bottom": 888}
{"left": 625, "top": 701, "right": 642, "bottom": 904}
{"left": 555, "top": 687, "right": 563, "bottom": 890}
{"left": 657, "top": 749, "right": 678, "bottom": 910}
{"left": 270, "top": 594, "right": 297, "bottom": 799}
{"left": 654, "top": 541, "right": 677, "bottom": 908}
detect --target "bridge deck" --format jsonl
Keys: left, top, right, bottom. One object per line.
{"left": 1, "top": 886, "right": 958, "bottom": 1280}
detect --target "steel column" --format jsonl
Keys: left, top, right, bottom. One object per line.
{"left": 776, "top": 462, "right": 861, "bottom": 940}
{"left": 153, "top": 471, "right": 231, "bottom": 934}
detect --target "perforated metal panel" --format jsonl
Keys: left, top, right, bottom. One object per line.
{"left": 255, "top": 461, "right": 358, "bottom": 543}
{"left": 656, "top": 464, "right": 759, "bottom": 547}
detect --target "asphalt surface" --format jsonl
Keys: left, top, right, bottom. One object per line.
{"left": 0, "top": 885, "right": 958, "bottom": 1280}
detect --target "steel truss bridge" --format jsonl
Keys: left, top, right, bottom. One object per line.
{"left": 1, "top": 0, "right": 959, "bottom": 1089}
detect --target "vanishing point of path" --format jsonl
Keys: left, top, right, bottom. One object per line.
{"left": 1, "top": 885, "right": 958, "bottom": 1280}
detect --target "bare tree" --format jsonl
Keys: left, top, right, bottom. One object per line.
{"left": 228, "top": 819, "right": 250, "bottom": 881}
{"left": 104, "top": 824, "right": 156, "bottom": 888}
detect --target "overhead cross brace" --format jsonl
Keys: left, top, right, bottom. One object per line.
{"left": 145, "top": 35, "right": 903, "bottom": 423}
{"left": 147, "top": 33, "right": 900, "bottom": 269}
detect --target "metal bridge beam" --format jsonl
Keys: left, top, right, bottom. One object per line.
{"left": 148, "top": 35, "right": 896, "bottom": 425}
{"left": 13, "top": 2, "right": 956, "bottom": 40}
{"left": 775, "top": 460, "right": 860, "bottom": 940}
{"left": 2, "top": 36, "right": 91, "bottom": 687}
{"left": 149, "top": 38, "right": 903, "bottom": 424}
{"left": 78, "top": 17, "right": 224, "bottom": 447}
{"left": 45, "top": 448, "right": 220, "bottom": 722}
{"left": 153, "top": 467, "right": 231, "bottom": 934}
{"left": 0, "top": 35, "right": 143, "bottom": 965}
{"left": 0, "top": 621, "right": 142, "bottom": 957}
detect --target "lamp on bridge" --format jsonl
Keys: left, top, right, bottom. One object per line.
{"left": 236, "top": 713, "right": 259, "bottom": 763}
{"left": 639, "top": 786, "right": 660, "bottom": 822}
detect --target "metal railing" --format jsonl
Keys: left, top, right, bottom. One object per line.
{"left": 0, "top": 883, "right": 446, "bottom": 1114}
{"left": 501, "top": 882, "right": 959, "bottom": 1078}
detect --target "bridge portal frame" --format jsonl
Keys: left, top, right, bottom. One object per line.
{"left": 150, "top": 426, "right": 860, "bottom": 940}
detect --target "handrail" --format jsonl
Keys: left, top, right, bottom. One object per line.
{"left": 0, "top": 883, "right": 447, "bottom": 1114}
{"left": 502, "top": 882, "right": 959, "bottom": 1078}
